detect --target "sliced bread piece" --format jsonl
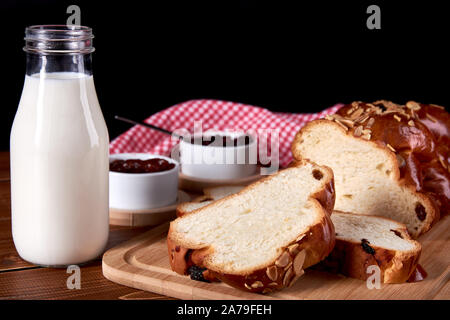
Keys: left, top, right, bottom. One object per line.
{"left": 203, "top": 185, "right": 245, "bottom": 200}
{"left": 317, "top": 211, "right": 421, "bottom": 283}
{"left": 168, "top": 161, "right": 336, "bottom": 293}
{"left": 291, "top": 101, "right": 449, "bottom": 237}
{"left": 176, "top": 185, "right": 244, "bottom": 217}
{"left": 176, "top": 200, "right": 214, "bottom": 217}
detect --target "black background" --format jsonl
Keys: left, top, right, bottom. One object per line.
{"left": 1, "top": 0, "right": 448, "bottom": 151}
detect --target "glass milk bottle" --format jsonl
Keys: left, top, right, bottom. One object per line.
{"left": 10, "top": 25, "right": 109, "bottom": 266}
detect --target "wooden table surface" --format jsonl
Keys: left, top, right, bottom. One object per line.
{"left": 0, "top": 152, "right": 173, "bottom": 300}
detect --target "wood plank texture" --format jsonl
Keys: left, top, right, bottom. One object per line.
{"left": 434, "top": 280, "right": 450, "bottom": 300}
{"left": 0, "top": 152, "right": 10, "bottom": 181}
{"left": 102, "top": 216, "right": 450, "bottom": 300}
{"left": 0, "top": 264, "right": 159, "bottom": 300}
{"left": 0, "top": 223, "right": 163, "bottom": 299}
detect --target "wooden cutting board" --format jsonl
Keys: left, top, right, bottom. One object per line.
{"left": 102, "top": 215, "right": 450, "bottom": 300}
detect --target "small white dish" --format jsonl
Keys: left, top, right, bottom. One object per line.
{"left": 179, "top": 131, "right": 258, "bottom": 180}
{"left": 109, "top": 153, "right": 179, "bottom": 210}
{"left": 109, "top": 190, "right": 190, "bottom": 227}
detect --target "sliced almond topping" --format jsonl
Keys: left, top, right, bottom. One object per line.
{"left": 408, "top": 120, "right": 415, "bottom": 127}
{"left": 380, "top": 100, "right": 399, "bottom": 110}
{"left": 325, "top": 115, "right": 334, "bottom": 121}
{"left": 350, "top": 108, "right": 364, "bottom": 120}
{"left": 339, "top": 119, "right": 355, "bottom": 128}
{"left": 369, "top": 105, "right": 379, "bottom": 113}
{"left": 262, "top": 288, "right": 272, "bottom": 294}
{"left": 386, "top": 144, "right": 396, "bottom": 153}
{"left": 296, "top": 234, "right": 306, "bottom": 242}
{"left": 362, "top": 129, "right": 371, "bottom": 135}
{"left": 268, "top": 282, "right": 278, "bottom": 287}
{"left": 367, "top": 117, "right": 375, "bottom": 128}
{"left": 275, "top": 251, "right": 291, "bottom": 268}
{"left": 334, "top": 119, "right": 349, "bottom": 131}
{"left": 283, "top": 267, "right": 294, "bottom": 287}
{"left": 244, "top": 283, "right": 252, "bottom": 290}
{"left": 266, "top": 265, "right": 278, "bottom": 281}
{"left": 396, "top": 154, "right": 406, "bottom": 168}
{"left": 430, "top": 104, "right": 445, "bottom": 110}
{"left": 426, "top": 113, "right": 438, "bottom": 123}
{"left": 406, "top": 101, "right": 421, "bottom": 111}
{"left": 361, "top": 133, "right": 371, "bottom": 140}
{"left": 288, "top": 270, "right": 305, "bottom": 287}
{"left": 356, "top": 115, "right": 370, "bottom": 124}
{"left": 288, "top": 243, "right": 299, "bottom": 255}
{"left": 251, "top": 281, "right": 264, "bottom": 288}
{"left": 293, "top": 250, "right": 306, "bottom": 276}
{"left": 284, "top": 261, "right": 293, "bottom": 271}
{"left": 439, "top": 156, "right": 447, "bottom": 170}
{"left": 393, "top": 114, "right": 402, "bottom": 122}
{"left": 353, "top": 125, "right": 363, "bottom": 137}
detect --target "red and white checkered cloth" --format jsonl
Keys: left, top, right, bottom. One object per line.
{"left": 110, "top": 99, "right": 342, "bottom": 168}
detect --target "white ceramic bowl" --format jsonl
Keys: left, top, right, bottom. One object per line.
{"left": 179, "top": 131, "right": 258, "bottom": 180}
{"left": 109, "top": 153, "right": 179, "bottom": 210}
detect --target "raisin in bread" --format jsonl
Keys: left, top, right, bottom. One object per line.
{"left": 176, "top": 186, "right": 244, "bottom": 217}
{"left": 292, "top": 101, "right": 449, "bottom": 238}
{"left": 168, "top": 161, "right": 336, "bottom": 293}
{"left": 317, "top": 211, "right": 422, "bottom": 283}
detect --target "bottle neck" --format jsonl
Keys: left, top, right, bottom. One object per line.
{"left": 26, "top": 52, "right": 93, "bottom": 76}
{"left": 24, "top": 25, "right": 94, "bottom": 77}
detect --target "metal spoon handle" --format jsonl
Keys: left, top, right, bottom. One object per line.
{"left": 114, "top": 115, "right": 182, "bottom": 139}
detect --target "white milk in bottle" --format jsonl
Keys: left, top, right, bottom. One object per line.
{"left": 10, "top": 26, "right": 109, "bottom": 266}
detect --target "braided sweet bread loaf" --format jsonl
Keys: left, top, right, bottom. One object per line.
{"left": 292, "top": 100, "right": 449, "bottom": 237}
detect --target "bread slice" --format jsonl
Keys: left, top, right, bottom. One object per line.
{"left": 176, "top": 186, "right": 244, "bottom": 217}
{"left": 168, "top": 161, "right": 336, "bottom": 293}
{"left": 203, "top": 185, "right": 245, "bottom": 200}
{"left": 291, "top": 101, "right": 447, "bottom": 238}
{"left": 177, "top": 189, "right": 422, "bottom": 284}
{"left": 176, "top": 200, "right": 213, "bottom": 217}
{"left": 317, "top": 211, "right": 421, "bottom": 283}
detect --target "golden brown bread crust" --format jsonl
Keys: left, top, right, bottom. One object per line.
{"left": 167, "top": 161, "right": 336, "bottom": 293}
{"left": 292, "top": 100, "right": 448, "bottom": 236}
{"left": 335, "top": 101, "right": 449, "bottom": 221}
{"left": 315, "top": 212, "right": 421, "bottom": 283}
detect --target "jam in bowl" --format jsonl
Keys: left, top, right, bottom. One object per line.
{"left": 110, "top": 158, "right": 175, "bottom": 173}
{"left": 109, "top": 153, "right": 179, "bottom": 210}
